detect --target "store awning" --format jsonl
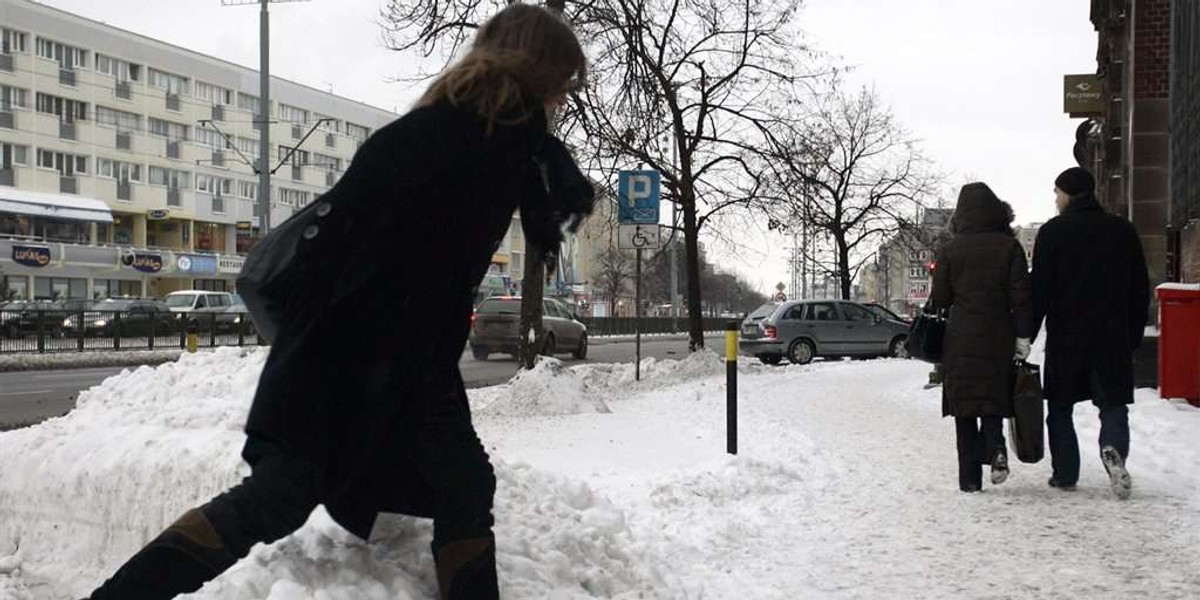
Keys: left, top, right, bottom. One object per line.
{"left": 0, "top": 188, "right": 114, "bottom": 223}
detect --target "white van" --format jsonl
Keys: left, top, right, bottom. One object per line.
{"left": 164, "top": 291, "right": 235, "bottom": 313}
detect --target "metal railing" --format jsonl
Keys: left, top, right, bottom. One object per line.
{"left": 579, "top": 317, "right": 728, "bottom": 336}
{"left": 0, "top": 309, "right": 264, "bottom": 354}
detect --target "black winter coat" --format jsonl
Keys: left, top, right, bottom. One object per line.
{"left": 1032, "top": 196, "right": 1150, "bottom": 407}
{"left": 242, "top": 102, "right": 563, "bottom": 539}
{"left": 931, "top": 184, "right": 1034, "bottom": 419}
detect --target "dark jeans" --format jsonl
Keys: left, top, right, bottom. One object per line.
{"left": 89, "top": 400, "right": 496, "bottom": 599}
{"left": 1046, "top": 368, "right": 1131, "bottom": 486}
{"left": 955, "top": 416, "right": 1005, "bottom": 489}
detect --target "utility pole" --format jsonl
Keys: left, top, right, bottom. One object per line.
{"left": 221, "top": 0, "right": 309, "bottom": 236}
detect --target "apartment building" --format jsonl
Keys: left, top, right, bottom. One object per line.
{"left": 0, "top": 0, "right": 395, "bottom": 300}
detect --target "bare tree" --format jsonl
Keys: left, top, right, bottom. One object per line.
{"left": 765, "top": 87, "right": 939, "bottom": 300}
{"left": 381, "top": 0, "right": 822, "bottom": 353}
{"left": 592, "top": 246, "right": 634, "bottom": 317}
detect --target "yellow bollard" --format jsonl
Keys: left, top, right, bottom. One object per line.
{"left": 725, "top": 322, "right": 738, "bottom": 455}
{"left": 186, "top": 318, "right": 199, "bottom": 353}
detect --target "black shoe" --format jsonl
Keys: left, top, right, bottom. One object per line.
{"left": 1048, "top": 476, "right": 1077, "bottom": 491}
{"left": 990, "top": 451, "right": 1009, "bottom": 485}
{"left": 959, "top": 484, "right": 982, "bottom": 493}
{"left": 1101, "top": 446, "right": 1132, "bottom": 500}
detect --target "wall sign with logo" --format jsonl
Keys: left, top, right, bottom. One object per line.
{"left": 219, "top": 255, "right": 245, "bottom": 275}
{"left": 148, "top": 209, "right": 170, "bottom": 221}
{"left": 1064, "top": 74, "right": 1105, "bottom": 116}
{"left": 122, "top": 251, "right": 164, "bottom": 273}
{"left": 12, "top": 245, "right": 52, "bottom": 268}
{"left": 176, "top": 254, "right": 219, "bottom": 275}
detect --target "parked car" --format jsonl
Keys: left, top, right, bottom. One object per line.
{"left": 0, "top": 300, "right": 59, "bottom": 338}
{"left": 469, "top": 296, "right": 588, "bottom": 361}
{"left": 863, "top": 302, "right": 912, "bottom": 326}
{"left": 738, "top": 300, "right": 911, "bottom": 365}
{"left": 221, "top": 293, "right": 256, "bottom": 335}
{"left": 62, "top": 298, "right": 176, "bottom": 338}
{"left": 164, "top": 291, "right": 236, "bottom": 332}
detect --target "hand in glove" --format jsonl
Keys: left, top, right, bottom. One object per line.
{"left": 1014, "top": 338, "right": 1031, "bottom": 361}
{"left": 520, "top": 134, "right": 595, "bottom": 262}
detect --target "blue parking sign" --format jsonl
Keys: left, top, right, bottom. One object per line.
{"left": 618, "top": 170, "right": 660, "bottom": 224}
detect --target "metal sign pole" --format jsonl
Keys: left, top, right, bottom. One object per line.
{"left": 636, "top": 247, "right": 642, "bottom": 382}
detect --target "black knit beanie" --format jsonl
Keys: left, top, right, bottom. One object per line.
{"left": 1054, "top": 167, "right": 1095, "bottom": 198}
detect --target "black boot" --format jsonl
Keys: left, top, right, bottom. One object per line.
{"left": 436, "top": 536, "right": 499, "bottom": 600}
{"left": 87, "top": 508, "right": 238, "bottom": 600}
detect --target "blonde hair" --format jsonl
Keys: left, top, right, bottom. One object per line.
{"left": 417, "top": 4, "right": 586, "bottom": 129}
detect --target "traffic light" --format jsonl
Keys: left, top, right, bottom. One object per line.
{"left": 927, "top": 261, "right": 936, "bottom": 272}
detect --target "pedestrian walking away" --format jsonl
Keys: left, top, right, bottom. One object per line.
{"left": 930, "top": 182, "right": 1034, "bottom": 493}
{"left": 1032, "top": 167, "right": 1150, "bottom": 499}
{"left": 84, "top": 5, "right": 593, "bottom": 599}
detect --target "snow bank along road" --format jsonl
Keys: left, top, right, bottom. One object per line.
{"left": 0, "top": 346, "right": 1196, "bottom": 599}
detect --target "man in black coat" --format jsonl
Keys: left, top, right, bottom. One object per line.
{"left": 1032, "top": 167, "right": 1150, "bottom": 499}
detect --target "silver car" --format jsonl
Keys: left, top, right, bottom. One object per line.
{"left": 469, "top": 296, "right": 588, "bottom": 361}
{"left": 738, "top": 300, "right": 911, "bottom": 365}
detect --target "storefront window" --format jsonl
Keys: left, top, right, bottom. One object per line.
{"left": 0, "top": 214, "right": 33, "bottom": 238}
{"left": 195, "top": 222, "right": 227, "bottom": 253}
{"left": 3, "top": 276, "right": 27, "bottom": 301}
{"left": 96, "top": 222, "right": 111, "bottom": 244}
{"left": 37, "top": 219, "right": 88, "bottom": 244}
{"left": 33, "top": 277, "right": 86, "bottom": 300}
{"left": 93, "top": 279, "right": 140, "bottom": 299}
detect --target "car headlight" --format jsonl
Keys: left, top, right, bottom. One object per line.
{"left": 93, "top": 319, "right": 108, "bottom": 327}
{"left": 233, "top": 316, "right": 242, "bottom": 324}
{"left": 62, "top": 318, "right": 72, "bottom": 327}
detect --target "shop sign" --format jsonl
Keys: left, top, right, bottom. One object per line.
{"left": 123, "top": 251, "right": 163, "bottom": 273}
{"left": 12, "top": 245, "right": 52, "bottom": 268}
{"left": 1064, "top": 74, "right": 1105, "bottom": 115}
{"left": 219, "top": 255, "right": 245, "bottom": 275}
{"left": 176, "top": 254, "right": 219, "bottom": 275}
{"left": 148, "top": 209, "right": 170, "bottom": 221}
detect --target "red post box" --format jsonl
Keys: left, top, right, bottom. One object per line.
{"left": 1157, "top": 284, "right": 1200, "bottom": 406}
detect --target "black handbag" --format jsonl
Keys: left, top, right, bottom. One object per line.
{"left": 906, "top": 309, "right": 946, "bottom": 363}
{"left": 1008, "top": 360, "right": 1045, "bottom": 463}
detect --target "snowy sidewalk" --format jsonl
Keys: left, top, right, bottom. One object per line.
{"left": 1, "top": 348, "right": 1197, "bottom": 599}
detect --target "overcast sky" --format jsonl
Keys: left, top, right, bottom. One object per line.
{"left": 39, "top": 0, "right": 1098, "bottom": 295}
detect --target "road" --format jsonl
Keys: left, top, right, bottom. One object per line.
{"left": 0, "top": 335, "right": 723, "bottom": 430}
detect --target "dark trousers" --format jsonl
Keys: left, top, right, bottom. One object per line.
{"left": 88, "top": 400, "right": 496, "bottom": 599}
{"left": 954, "top": 416, "right": 1005, "bottom": 489}
{"left": 1046, "top": 367, "right": 1131, "bottom": 486}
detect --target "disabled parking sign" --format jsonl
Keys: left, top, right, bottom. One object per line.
{"left": 618, "top": 170, "right": 660, "bottom": 224}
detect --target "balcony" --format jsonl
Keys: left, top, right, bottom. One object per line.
{"left": 0, "top": 168, "right": 14, "bottom": 187}
{"left": 212, "top": 194, "right": 226, "bottom": 215}
{"left": 165, "top": 93, "right": 181, "bottom": 112}
{"left": 212, "top": 105, "right": 225, "bottom": 122}
{"left": 0, "top": 54, "right": 12, "bottom": 73}
{"left": 116, "top": 131, "right": 132, "bottom": 151}
{"left": 60, "top": 176, "right": 78, "bottom": 195}
{"left": 167, "top": 188, "right": 182, "bottom": 208}
{"left": 59, "top": 68, "right": 76, "bottom": 87}
{"left": 116, "top": 180, "right": 132, "bottom": 202}
{"left": 0, "top": 111, "right": 14, "bottom": 130}
{"left": 59, "top": 121, "right": 76, "bottom": 141}
{"left": 212, "top": 150, "right": 225, "bottom": 168}
{"left": 115, "top": 81, "right": 132, "bottom": 101}
{"left": 167, "top": 141, "right": 181, "bottom": 160}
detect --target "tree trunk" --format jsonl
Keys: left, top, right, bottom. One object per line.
{"left": 681, "top": 189, "right": 705, "bottom": 351}
{"left": 837, "top": 234, "right": 852, "bottom": 300}
{"left": 518, "top": 244, "right": 546, "bottom": 369}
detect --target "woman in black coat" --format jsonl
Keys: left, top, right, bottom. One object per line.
{"left": 930, "top": 183, "right": 1034, "bottom": 492}
{"left": 86, "top": 6, "right": 592, "bottom": 600}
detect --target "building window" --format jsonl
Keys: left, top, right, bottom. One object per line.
{"left": 277, "top": 187, "right": 310, "bottom": 207}
{"left": 97, "top": 158, "right": 142, "bottom": 182}
{"left": 0, "top": 86, "right": 28, "bottom": 111}
{"left": 195, "top": 81, "right": 233, "bottom": 106}
{"left": 148, "top": 166, "right": 189, "bottom": 188}
{"left": 35, "top": 93, "right": 88, "bottom": 122}
{"left": 93, "top": 279, "right": 141, "bottom": 299}
{"left": 235, "top": 137, "right": 260, "bottom": 159}
{"left": 95, "top": 106, "right": 142, "bottom": 131}
{"left": 95, "top": 54, "right": 141, "bottom": 82}
{"left": 278, "top": 103, "right": 308, "bottom": 124}
{"left": 148, "top": 117, "right": 189, "bottom": 141}
{"left": 194, "top": 128, "right": 231, "bottom": 150}
{"left": 196, "top": 174, "right": 232, "bottom": 196}
{"left": 2, "top": 28, "right": 28, "bottom": 54}
{"left": 278, "top": 145, "right": 309, "bottom": 166}
{"left": 237, "top": 180, "right": 258, "bottom": 200}
{"left": 37, "top": 150, "right": 87, "bottom": 176}
{"left": 312, "top": 153, "right": 341, "bottom": 172}
{"left": 35, "top": 37, "right": 87, "bottom": 69}
{"left": 34, "top": 276, "right": 88, "bottom": 301}
{"left": 147, "top": 68, "right": 189, "bottom": 95}
{"left": 345, "top": 122, "right": 370, "bottom": 142}
{"left": 2, "top": 142, "right": 29, "bottom": 167}
{"left": 315, "top": 114, "right": 341, "bottom": 133}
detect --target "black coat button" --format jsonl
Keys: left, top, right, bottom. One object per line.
{"left": 316, "top": 202, "right": 332, "bottom": 217}
{"left": 303, "top": 224, "right": 320, "bottom": 240}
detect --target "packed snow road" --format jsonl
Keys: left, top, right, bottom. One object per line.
{"left": 0, "top": 346, "right": 1196, "bottom": 599}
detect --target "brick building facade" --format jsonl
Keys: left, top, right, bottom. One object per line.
{"left": 1171, "top": 1, "right": 1200, "bottom": 282}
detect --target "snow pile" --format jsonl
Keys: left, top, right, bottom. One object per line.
{"left": 472, "top": 358, "right": 610, "bottom": 417}
{"left": 572, "top": 349, "right": 726, "bottom": 393}
{"left": 0, "top": 348, "right": 186, "bottom": 372}
{"left": 0, "top": 348, "right": 676, "bottom": 599}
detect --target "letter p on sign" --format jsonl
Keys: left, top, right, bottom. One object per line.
{"left": 618, "top": 170, "right": 661, "bottom": 224}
